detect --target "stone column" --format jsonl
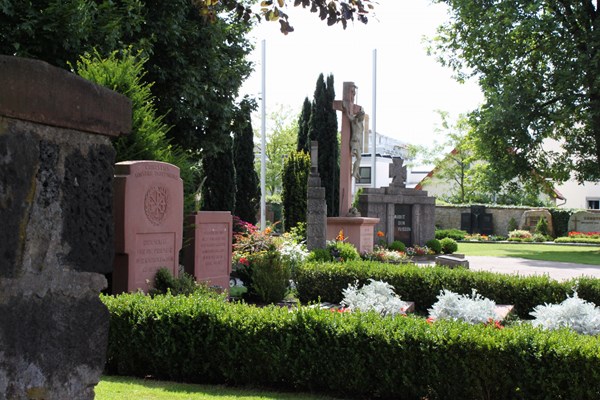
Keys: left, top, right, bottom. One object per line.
{"left": 0, "top": 56, "right": 131, "bottom": 399}
{"left": 307, "top": 141, "right": 327, "bottom": 250}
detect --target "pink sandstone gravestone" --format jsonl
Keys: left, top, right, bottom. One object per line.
{"left": 184, "top": 211, "right": 233, "bottom": 291}
{"left": 113, "top": 160, "right": 184, "bottom": 293}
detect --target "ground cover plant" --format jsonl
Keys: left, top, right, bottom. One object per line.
{"left": 102, "top": 291, "right": 600, "bottom": 399}
{"left": 458, "top": 242, "right": 600, "bottom": 265}
{"left": 555, "top": 231, "right": 600, "bottom": 245}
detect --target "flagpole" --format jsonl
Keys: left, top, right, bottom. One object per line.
{"left": 372, "top": 48, "right": 377, "bottom": 188}
{"left": 260, "top": 39, "right": 267, "bottom": 230}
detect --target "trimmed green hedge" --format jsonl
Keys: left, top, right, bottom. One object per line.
{"left": 295, "top": 261, "right": 591, "bottom": 319}
{"left": 555, "top": 237, "right": 600, "bottom": 244}
{"left": 102, "top": 293, "right": 600, "bottom": 399}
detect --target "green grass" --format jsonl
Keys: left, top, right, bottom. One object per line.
{"left": 96, "top": 375, "right": 342, "bottom": 400}
{"left": 458, "top": 242, "right": 600, "bottom": 265}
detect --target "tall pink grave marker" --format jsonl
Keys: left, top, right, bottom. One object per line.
{"left": 113, "top": 161, "right": 184, "bottom": 293}
{"left": 184, "top": 211, "right": 232, "bottom": 292}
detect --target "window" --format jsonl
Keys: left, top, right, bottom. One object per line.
{"left": 588, "top": 199, "right": 600, "bottom": 210}
{"left": 356, "top": 167, "right": 371, "bottom": 184}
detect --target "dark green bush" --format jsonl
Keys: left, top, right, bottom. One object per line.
{"left": 435, "top": 229, "right": 467, "bottom": 241}
{"left": 549, "top": 208, "right": 577, "bottom": 237}
{"left": 150, "top": 268, "right": 198, "bottom": 296}
{"left": 295, "top": 261, "right": 581, "bottom": 318}
{"left": 307, "top": 248, "right": 333, "bottom": 262}
{"left": 535, "top": 216, "right": 550, "bottom": 237}
{"left": 247, "top": 250, "right": 290, "bottom": 304}
{"left": 103, "top": 292, "right": 600, "bottom": 399}
{"left": 327, "top": 241, "right": 360, "bottom": 261}
{"left": 507, "top": 217, "right": 519, "bottom": 232}
{"left": 440, "top": 237, "right": 458, "bottom": 254}
{"left": 425, "top": 239, "right": 442, "bottom": 254}
{"left": 388, "top": 240, "right": 406, "bottom": 252}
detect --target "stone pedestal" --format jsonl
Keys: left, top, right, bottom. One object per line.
{"left": 358, "top": 186, "right": 435, "bottom": 247}
{"left": 184, "top": 211, "right": 232, "bottom": 291}
{"left": 307, "top": 141, "right": 328, "bottom": 250}
{"left": 0, "top": 56, "right": 131, "bottom": 399}
{"left": 327, "top": 217, "right": 380, "bottom": 253}
{"left": 113, "top": 161, "right": 184, "bottom": 294}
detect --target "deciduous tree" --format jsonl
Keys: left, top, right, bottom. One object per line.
{"left": 431, "top": 0, "right": 600, "bottom": 184}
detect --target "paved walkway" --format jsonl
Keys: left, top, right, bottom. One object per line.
{"left": 465, "top": 256, "right": 600, "bottom": 281}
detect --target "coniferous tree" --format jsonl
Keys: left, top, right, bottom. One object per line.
{"left": 308, "top": 73, "right": 339, "bottom": 216}
{"left": 233, "top": 99, "right": 260, "bottom": 224}
{"left": 282, "top": 151, "right": 311, "bottom": 231}
{"left": 297, "top": 97, "right": 312, "bottom": 153}
{"left": 202, "top": 136, "right": 236, "bottom": 212}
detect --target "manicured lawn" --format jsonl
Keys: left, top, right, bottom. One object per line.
{"left": 96, "top": 375, "right": 341, "bottom": 400}
{"left": 458, "top": 242, "right": 600, "bottom": 265}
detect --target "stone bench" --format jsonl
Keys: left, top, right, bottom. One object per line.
{"left": 436, "top": 255, "right": 470, "bottom": 269}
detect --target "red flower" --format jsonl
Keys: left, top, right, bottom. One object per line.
{"left": 239, "top": 257, "right": 249, "bottom": 266}
{"left": 426, "top": 317, "right": 435, "bottom": 324}
{"left": 377, "top": 231, "right": 385, "bottom": 237}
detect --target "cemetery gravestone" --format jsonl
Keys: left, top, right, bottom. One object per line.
{"left": 0, "top": 56, "right": 131, "bottom": 399}
{"left": 460, "top": 205, "right": 494, "bottom": 235}
{"left": 184, "top": 211, "right": 232, "bottom": 291}
{"left": 519, "top": 209, "right": 553, "bottom": 235}
{"left": 568, "top": 211, "right": 600, "bottom": 233}
{"left": 113, "top": 161, "right": 184, "bottom": 293}
{"left": 306, "top": 141, "right": 327, "bottom": 250}
{"left": 358, "top": 157, "right": 435, "bottom": 247}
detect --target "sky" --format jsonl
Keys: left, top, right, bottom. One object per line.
{"left": 239, "top": 1, "right": 484, "bottom": 147}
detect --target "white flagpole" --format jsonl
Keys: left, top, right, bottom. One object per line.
{"left": 260, "top": 39, "right": 267, "bottom": 230}
{"left": 372, "top": 48, "right": 377, "bottom": 188}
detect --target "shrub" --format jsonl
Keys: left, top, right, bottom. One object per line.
{"left": 388, "top": 240, "right": 406, "bottom": 252}
{"left": 247, "top": 250, "right": 291, "bottom": 304}
{"left": 531, "top": 293, "right": 600, "bottom": 335}
{"left": 429, "top": 289, "right": 497, "bottom": 324}
{"left": 150, "top": 268, "right": 198, "bottom": 296}
{"left": 340, "top": 279, "right": 409, "bottom": 316}
{"left": 440, "top": 237, "right": 458, "bottom": 254}
{"left": 295, "top": 261, "right": 576, "bottom": 319}
{"left": 535, "top": 217, "right": 550, "bottom": 237}
{"left": 425, "top": 239, "right": 442, "bottom": 254}
{"left": 532, "top": 233, "right": 548, "bottom": 242}
{"left": 549, "top": 208, "right": 577, "bottom": 237}
{"left": 554, "top": 237, "right": 600, "bottom": 245}
{"left": 327, "top": 240, "right": 360, "bottom": 262}
{"left": 507, "top": 217, "right": 518, "bottom": 232}
{"left": 435, "top": 229, "right": 467, "bottom": 241}
{"left": 307, "top": 248, "right": 333, "bottom": 262}
{"left": 103, "top": 292, "right": 600, "bottom": 399}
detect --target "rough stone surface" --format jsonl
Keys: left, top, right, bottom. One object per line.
{"left": 0, "top": 55, "right": 131, "bottom": 137}
{"left": 358, "top": 185, "right": 435, "bottom": 247}
{"left": 0, "top": 57, "right": 130, "bottom": 400}
{"left": 519, "top": 209, "right": 554, "bottom": 235}
{"left": 435, "top": 206, "right": 532, "bottom": 236}
{"left": 307, "top": 141, "right": 328, "bottom": 250}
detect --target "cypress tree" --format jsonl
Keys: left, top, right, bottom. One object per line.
{"left": 282, "top": 151, "right": 311, "bottom": 231}
{"left": 202, "top": 135, "right": 236, "bottom": 212}
{"left": 308, "top": 73, "right": 339, "bottom": 216}
{"left": 297, "top": 97, "right": 312, "bottom": 153}
{"left": 233, "top": 99, "right": 260, "bottom": 224}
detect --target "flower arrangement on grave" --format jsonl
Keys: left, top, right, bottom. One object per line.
{"left": 508, "top": 229, "right": 533, "bottom": 242}
{"left": 428, "top": 289, "right": 499, "bottom": 325}
{"left": 361, "top": 246, "right": 408, "bottom": 263}
{"left": 340, "top": 279, "right": 409, "bottom": 316}
{"left": 530, "top": 293, "right": 600, "bottom": 335}
{"left": 231, "top": 224, "right": 308, "bottom": 303}
{"left": 405, "top": 245, "right": 434, "bottom": 257}
{"left": 568, "top": 231, "right": 600, "bottom": 239}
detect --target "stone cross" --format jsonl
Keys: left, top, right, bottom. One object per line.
{"left": 333, "top": 82, "right": 363, "bottom": 216}
{"left": 389, "top": 157, "right": 407, "bottom": 188}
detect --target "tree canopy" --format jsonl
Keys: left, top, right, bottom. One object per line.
{"left": 193, "top": 0, "right": 375, "bottom": 34}
{"left": 432, "top": 0, "right": 600, "bottom": 184}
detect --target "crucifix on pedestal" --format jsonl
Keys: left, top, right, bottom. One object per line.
{"left": 333, "top": 81, "right": 365, "bottom": 216}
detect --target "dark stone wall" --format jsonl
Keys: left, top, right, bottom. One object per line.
{"left": 0, "top": 56, "right": 131, "bottom": 400}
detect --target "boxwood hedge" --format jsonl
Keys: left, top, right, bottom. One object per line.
{"left": 294, "top": 261, "right": 597, "bottom": 319}
{"left": 102, "top": 292, "right": 600, "bottom": 400}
